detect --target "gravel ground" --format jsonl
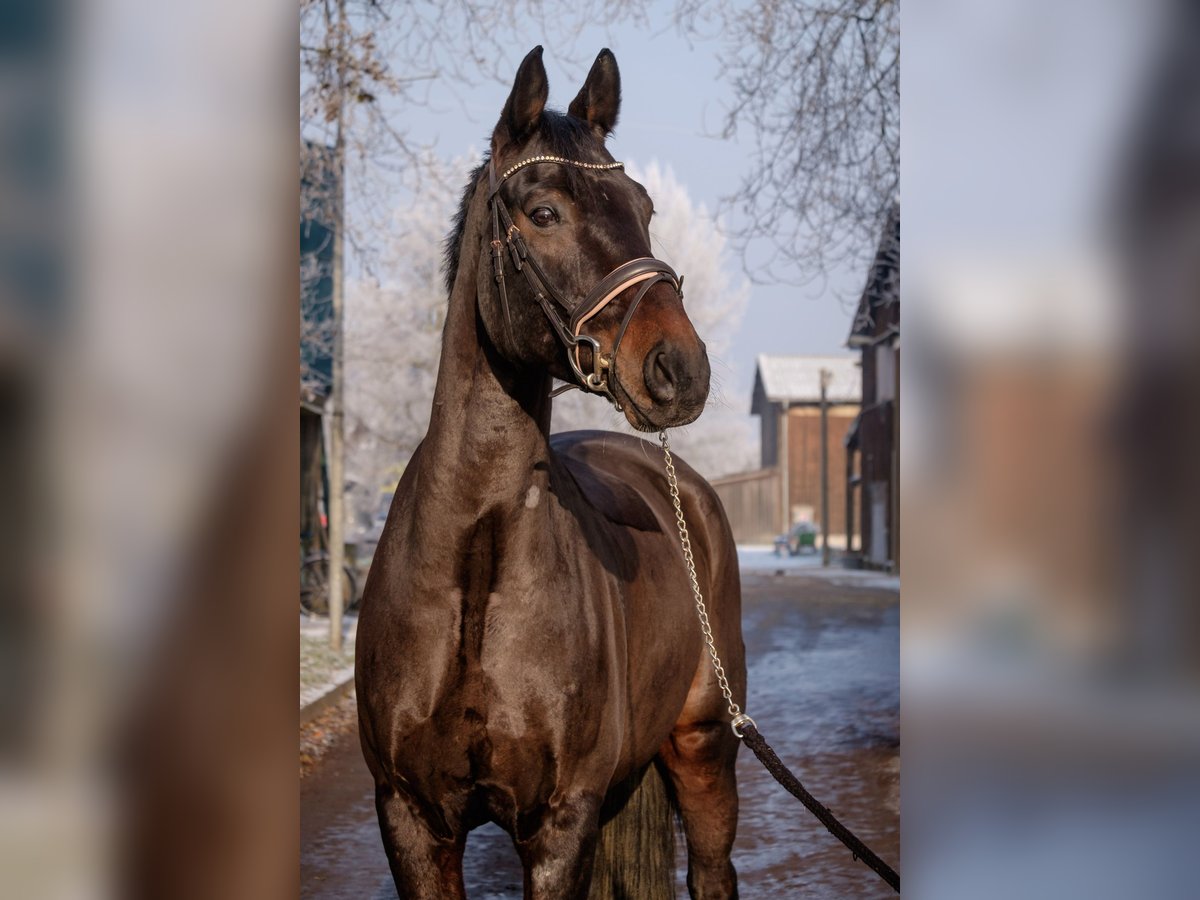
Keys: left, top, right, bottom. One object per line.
{"left": 301, "top": 691, "right": 358, "bottom": 779}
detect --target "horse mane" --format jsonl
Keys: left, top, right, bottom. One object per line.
{"left": 442, "top": 110, "right": 611, "bottom": 295}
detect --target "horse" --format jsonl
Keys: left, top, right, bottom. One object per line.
{"left": 356, "top": 46, "right": 746, "bottom": 899}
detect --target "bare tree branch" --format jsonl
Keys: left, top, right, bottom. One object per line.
{"left": 678, "top": 0, "right": 899, "bottom": 289}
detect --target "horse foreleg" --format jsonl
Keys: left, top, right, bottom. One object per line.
{"left": 516, "top": 792, "right": 603, "bottom": 900}
{"left": 661, "top": 718, "right": 741, "bottom": 900}
{"left": 375, "top": 785, "right": 466, "bottom": 900}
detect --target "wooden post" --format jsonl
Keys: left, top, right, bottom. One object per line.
{"left": 326, "top": 0, "right": 347, "bottom": 652}
{"left": 845, "top": 442, "right": 855, "bottom": 554}
{"left": 891, "top": 344, "right": 900, "bottom": 573}
{"left": 820, "top": 368, "right": 831, "bottom": 567}
{"left": 779, "top": 401, "right": 790, "bottom": 535}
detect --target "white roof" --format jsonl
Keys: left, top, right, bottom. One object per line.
{"left": 922, "top": 254, "right": 1116, "bottom": 356}
{"left": 753, "top": 354, "right": 861, "bottom": 405}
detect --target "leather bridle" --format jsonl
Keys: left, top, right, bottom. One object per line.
{"left": 487, "top": 154, "right": 684, "bottom": 410}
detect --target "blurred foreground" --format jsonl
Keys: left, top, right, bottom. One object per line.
{"left": 1, "top": 0, "right": 1199, "bottom": 897}
{"left": 903, "top": 1, "right": 1200, "bottom": 896}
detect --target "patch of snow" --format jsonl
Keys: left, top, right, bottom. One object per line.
{"left": 735, "top": 545, "right": 900, "bottom": 590}
{"left": 300, "top": 664, "right": 355, "bottom": 710}
{"left": 736, "top": 544, "right": 824, "bottom": 574}
{"left": 300, "top": 612, "right": 358, "bottom": 638}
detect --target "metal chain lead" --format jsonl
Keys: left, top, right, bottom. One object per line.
{"left": 659, "top": 431, "right": 755, "bottom": 738}
{"left": 659, "top": 431, "right": 898, "bottom": 891}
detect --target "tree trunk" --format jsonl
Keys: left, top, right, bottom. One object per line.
{"left": 327, "top": 0, "right": 347, "bottom": 652}
{"left": 820, "top": 368, "right": 830, "bottom": 567}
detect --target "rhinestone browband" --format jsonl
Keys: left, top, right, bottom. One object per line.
{"left": 497, "top": 155, "right": 625, "bottom": 183}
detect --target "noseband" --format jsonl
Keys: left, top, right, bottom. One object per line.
{"left": 487, "top": 155, "right": 684, "bottom": 409}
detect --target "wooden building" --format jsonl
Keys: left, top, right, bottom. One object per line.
{"left": 747, "top": 355, "right": 861, "bottom": 541}
{"left": 845, "top": 204, "right": 900, "bottom": 571}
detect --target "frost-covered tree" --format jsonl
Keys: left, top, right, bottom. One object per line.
{"left": 301, "top": 0, "right": 652, "bottom": 280}
{"left": 342, "top": 152, "right": 467, "bottom": 528}
{"left": 676, "top": 0, "right": 899, "bottom": 285}
{"left": 301, "top": 0, "right": 656, "bottom": 421}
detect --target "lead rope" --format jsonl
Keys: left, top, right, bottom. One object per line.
{"left": 658, "top": 430, "right": 747, "bottom": 730}
{"left": 658, "top": 430, "right": 901, "bottom": 894}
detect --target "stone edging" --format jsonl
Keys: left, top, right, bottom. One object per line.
{"left": 300, "top": 666, "right": 356, "bottom": 725}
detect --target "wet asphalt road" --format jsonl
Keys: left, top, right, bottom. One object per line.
{"left": 301, "top": 572, "right": 899, "bottom": 898}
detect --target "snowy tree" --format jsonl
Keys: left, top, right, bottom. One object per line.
{"left": 342, "top": 152, "right": 467, "bottom": 528}
{"left": 676, "top": 0, "right": 899, "bottom": 285}
{"left": 300, "top": 0, "right": 653, "bottom": 282}
{"left": 551, "top": 161, "right": 756, "bottom": 479}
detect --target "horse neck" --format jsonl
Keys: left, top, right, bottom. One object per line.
{"left": 415, "top": 226, "right": 553, "bottom": 519}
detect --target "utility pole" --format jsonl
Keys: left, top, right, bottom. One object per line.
{"left": 845, "top": 442, "right": 855, "bottom": 556}
{"left": 820, "top": 368, "right": 831, "bottom": 567}
{"left": 780, "top": 399, "right": 790, "bottom": 535}
{"left": 327, "top": 0, "right": 347, "bottom": 652}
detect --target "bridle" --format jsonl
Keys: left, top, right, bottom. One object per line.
{"left": 487, "top": 154, "right": 684, "bottom": 410}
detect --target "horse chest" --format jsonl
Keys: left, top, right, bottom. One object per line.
{"left": 451, "top": 519, "right": 613, "bottom": 671}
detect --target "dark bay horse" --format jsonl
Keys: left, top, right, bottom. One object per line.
{"left": 356, "top": 46, "right": 746, "bottom": 899}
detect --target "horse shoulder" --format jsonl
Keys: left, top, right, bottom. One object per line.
{"left": 553, "top": 451, "right": 662, "bottom": 533}
{"left": 551, "top": 430, "right": 724, "bottom": 523}
{"left": 551, "top": 431, "right": 736, "bottom": 588}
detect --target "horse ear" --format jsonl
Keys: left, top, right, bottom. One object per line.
{"left": 568, "top": 49, "right": 621, "bottom": 136}
{"left": 495, "top": 46, "right": 548, "bottom": 153}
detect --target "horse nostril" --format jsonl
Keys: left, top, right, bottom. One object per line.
{"left": 644, "top": 346, "right": 678, "bottom": 405}
{"left": 655, "top": 353, "right": 675, "bottom": 387}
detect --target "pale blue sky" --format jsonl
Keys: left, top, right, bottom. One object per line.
{"left": 374, "top": 6, "right": 864, "bottom": 411}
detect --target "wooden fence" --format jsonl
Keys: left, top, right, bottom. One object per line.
{"left": 710, "top": 468, "right": 781, "bottom": 545}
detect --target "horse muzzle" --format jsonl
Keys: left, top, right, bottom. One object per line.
{"left": 614, "top": 335, "right": 710, "bottom": 431}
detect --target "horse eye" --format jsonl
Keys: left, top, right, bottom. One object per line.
{"left": 529, "top": 207, "right": 558, "bottom": 227}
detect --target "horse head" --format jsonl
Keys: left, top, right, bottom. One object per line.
{"left": 476, "top": 45, "right": 712, "bottom": 431}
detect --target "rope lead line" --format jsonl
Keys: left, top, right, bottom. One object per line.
{"left": 739, "top": 722, "right": 900, "bottom": 893}
{"left": 658, "top": 429, "right": 901, "bottom": 894}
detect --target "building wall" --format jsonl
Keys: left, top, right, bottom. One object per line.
{"left": 853, "top": 335, "right": 899, "bottom": 570}
{"left": 784, "top": 405, "right": 858, "bottom": 537}
{"left": 760, "top": 402, "right": 779, "bottom": 468}
{"left": 711, "top": 468, "right": 782, "bottom": 544}
{"left": 857, "top": 399, "right": 894, "bottom": 567}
